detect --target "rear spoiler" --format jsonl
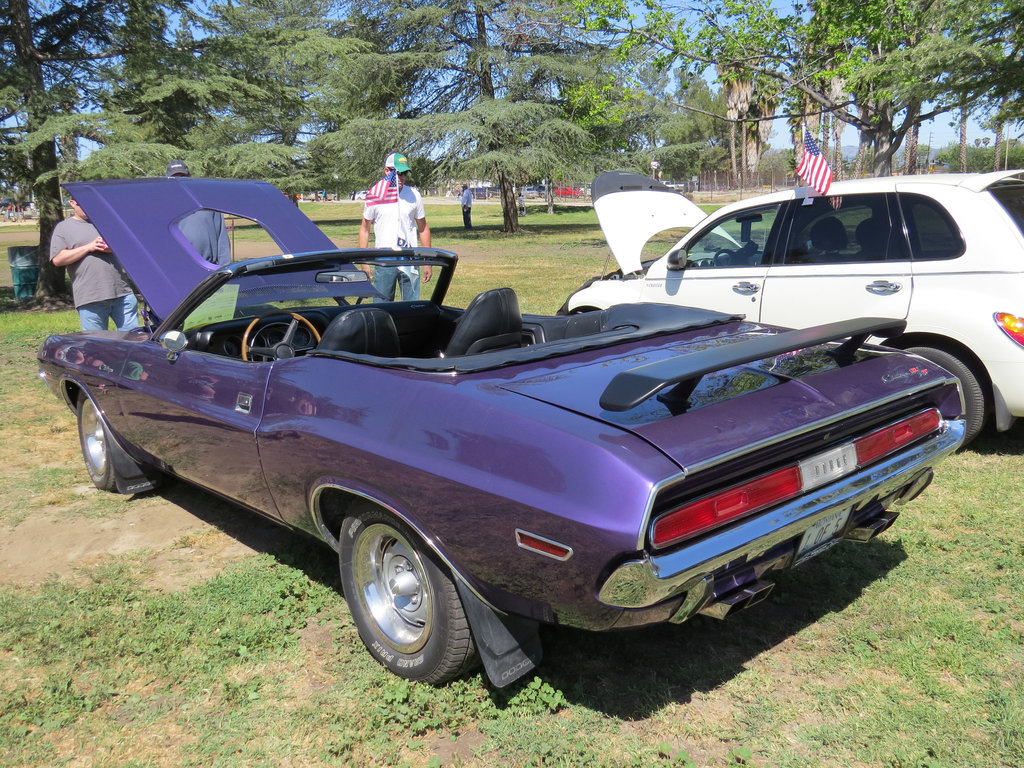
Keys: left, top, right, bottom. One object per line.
{"left": 599, "top": 317, "right": 907, "bottom": 412}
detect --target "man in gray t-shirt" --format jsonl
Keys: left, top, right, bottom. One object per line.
{"left": 50, "top": 197, "right": 139, "bottom": 331}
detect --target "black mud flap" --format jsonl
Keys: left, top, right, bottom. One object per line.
{"left": 108, "top": 437, "right": 160, "bottom": 495}
{"left": 456, "top": 581, "right": 543, "bottom": 688}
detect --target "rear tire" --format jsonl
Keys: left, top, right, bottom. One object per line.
{"left": 339, "top": 507, "right": 477, "bottom": 683}
{"left": 76, "top": 397, "right": 116, "bottom": 491}
{"left": 905, "top": 346, "right": 987, "bottom": 444}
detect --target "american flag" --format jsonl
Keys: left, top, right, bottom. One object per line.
{"left": 796, "top": 124, "right": 833, "bottom": 197}
{"left": 365, "top": 168, "right": 399, "bottom": 207}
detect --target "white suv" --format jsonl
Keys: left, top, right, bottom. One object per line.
{"left": 563, "top": 171, "right": 1024, "bottom": 443}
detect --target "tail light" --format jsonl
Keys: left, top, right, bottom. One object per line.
{"left": 650, "top": 408, "right": 942, "bottom": 549}
{"left": 995, "top": 312, "right": 1024, "bottom": 348}
{"left": 853, "top": 408, "right": 941, "bottom": 466}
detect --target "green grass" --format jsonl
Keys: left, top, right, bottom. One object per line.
{"left": 0, "top": 206, "right": 1023, "bottom": 767}
{"left": 296, "top": 199, "right": 614, "bottom": 313}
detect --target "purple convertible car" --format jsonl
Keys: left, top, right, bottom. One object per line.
{"left": 38, "top": 178, "right": 966, "bottom": 687}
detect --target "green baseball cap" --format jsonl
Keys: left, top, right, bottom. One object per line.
{"left": 384, "top": 152, "right": 411, "bottom": 172}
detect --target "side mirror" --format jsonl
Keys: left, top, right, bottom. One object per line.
{"left": 666, "top": 248, "right": 687, "bottom": 271}
{"left": 160, "top": 330, "right": 188, "bottom": 361}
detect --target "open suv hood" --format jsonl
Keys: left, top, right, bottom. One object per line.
{"left": 62, "top": 178, "right": 336, "bottom": 319}
{"left": 592, "top": 171, "right": 709, "bottom": 275}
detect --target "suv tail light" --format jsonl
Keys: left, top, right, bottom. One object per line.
{"left": 995, "top": 312, "right": 1024, "bottom": 348}
{"left": 650, "top": 408, "right": 942, "bottom": 549}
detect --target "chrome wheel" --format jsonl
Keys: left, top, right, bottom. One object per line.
{"left": 352, "top": 523, "right": 433, "bottom": 653}
{"left": 81, "top": 400, "right": 108, "bottom": 476}
{"left": 77, "top": 397, "right": 114, "bottom": 490}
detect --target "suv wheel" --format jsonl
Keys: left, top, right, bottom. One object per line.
{"left": 906, "top": 346, "right": 987, "bottom": 444}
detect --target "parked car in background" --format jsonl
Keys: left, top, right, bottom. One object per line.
{"left": 554, "top": 185, "right": 585, "bottom": 198}
{"left": 39, "top": 178, "right": 965, "bottom": 688}
{"left": 563, "top": 170, "right": 1024, "bottom": 443}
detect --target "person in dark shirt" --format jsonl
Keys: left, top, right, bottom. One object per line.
{"left": 167, "top": 160, "right": 231, "bottom": 266}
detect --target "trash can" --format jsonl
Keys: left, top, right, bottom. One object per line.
{"left": 7, "top": 246, "right": 39, "bottom": 301}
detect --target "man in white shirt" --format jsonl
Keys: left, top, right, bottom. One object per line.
{"left": 358, "top": 152, "right": 432, "bottom": 301}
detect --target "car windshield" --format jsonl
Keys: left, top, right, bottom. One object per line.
{"left": 180, "top": 254, "right": 444, "bottom": 331}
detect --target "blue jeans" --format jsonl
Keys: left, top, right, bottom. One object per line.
{"left": 78, "top": 294, "right": 141, "bottom": 331}
{"left": 374, "top": 265, "right": 420, "bottom": 301}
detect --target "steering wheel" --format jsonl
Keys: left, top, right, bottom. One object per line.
{"left": 713, "top": 248, "right": 736, "bottom": 266}
{"left": 241, "top": 312, "right": 321, "bottom": 361}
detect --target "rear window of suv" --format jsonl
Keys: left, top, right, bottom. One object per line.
{"left": 898, "top": 194, "right": 965, "bottom": 261}
{"left": 987, "top": 180, "right": 1024, "bottom": 238}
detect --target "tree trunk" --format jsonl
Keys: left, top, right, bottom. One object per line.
{"left": 959, "top": 108, "right": 968, "bottom": 173}
{"left": 728, "top": 122, "right": 738, "bottom": 188}
{"left": 904, "top": 124, "right": 919, "bottom": 175}
{"left": 33, "top": 145, "right": 68, "bottom": 303}
{"left": 993, "top": 124, "right": 1003, "bottom": 172}
{"left": 474, "top": 7, "right": 495, "bottom": 99}
{"left": 498, "top": 170, "right": 519, "bottom": 233}
{"left": 866, "top": 102, "right": 899, "bottom": 177}
{"left": 10, "top": 0, "right": 69, "bottom": 302}
{"left": 829, "top": 78, "right": 845, "bottom": 180}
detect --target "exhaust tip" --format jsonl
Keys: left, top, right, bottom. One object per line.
{"left": 845, "top": 510, "right": 900, "bottom": 543}
{"left": 698, "top": 580, "right": 775, "bottom": 620}
{"left": 897, "top": 469, "right": 934, "bottom": 505}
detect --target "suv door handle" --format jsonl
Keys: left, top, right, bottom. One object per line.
{"left": 866, "top": 280, "right": 903, "bottom": 295}
{"left": 733, "top": 281, "right": 760, "bottom": 295}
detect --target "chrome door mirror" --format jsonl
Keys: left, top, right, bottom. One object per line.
{"left": 160, "top": 330, "right": 188, "bottom": 361}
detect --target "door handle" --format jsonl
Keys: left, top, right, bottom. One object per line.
{"left": 733, "top": 281, "right": 761, "bottom": 295}
{"left": 866, "top": 280, "right": 903, "bottom": 295}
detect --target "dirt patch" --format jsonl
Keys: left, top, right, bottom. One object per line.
{"left": 0, "top": 495, "right": 214, "bottom": 585}
{"left": 0, "top": 472, "right": 299, "bottom": 588}
{"left": 424, "top": 726, "right": 489, "bottom": 765}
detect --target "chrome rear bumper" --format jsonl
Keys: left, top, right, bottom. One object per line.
{"left": 597, "top": 419, "right": 965, "bottom": 609}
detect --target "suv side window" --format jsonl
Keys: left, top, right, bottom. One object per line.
{"left": 898, "top": 193, "right": 965, "bottom": 260}
{"left": 679, "top": 204, "right": 782, "bottom": 269}
{"left": 779, "top": 193, "right": 907, "bottom": 264}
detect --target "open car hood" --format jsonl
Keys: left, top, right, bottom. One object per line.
{"left": 62, "top": 178, "right": 336, "bottom": 319}
{"left": 592, "top": 171, "right": 709, "bottom": 275}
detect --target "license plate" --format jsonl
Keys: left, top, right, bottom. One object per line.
{"left": 796, "top": 507, "right": 851, "bottom": 563}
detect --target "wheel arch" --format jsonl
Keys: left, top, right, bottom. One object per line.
{"left": 886, "top": 332, "right": 993, "bottom": 400}
{"left": 59, "top": 377, "right": 87, "bottom": 414}
{"left": 319, "top": 482, "right": 543, "bottom": 687}
{"left": 310, "top": 483, "right": 493, "bottom": 608}
{"left": 71, "top": 385, "right": 160, "bottom": 494}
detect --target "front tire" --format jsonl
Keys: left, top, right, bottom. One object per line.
{"left": 339, "top": 508, "right": 477, "bottom": 683}
{"left": 76, "top": 397, "right": 116, "bottom": 491}
{"left": 905, "top": 346, "right": 987, "bottom": 444}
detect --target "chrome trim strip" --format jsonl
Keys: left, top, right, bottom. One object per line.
{"left": 308, "top": 483, "right": 495, "bottom": 608}
{"left": 602, "top": 419, "right": 965, "bottom": 608}
{"left": 632, "top": 377, "right": 959, "bottom": 549}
